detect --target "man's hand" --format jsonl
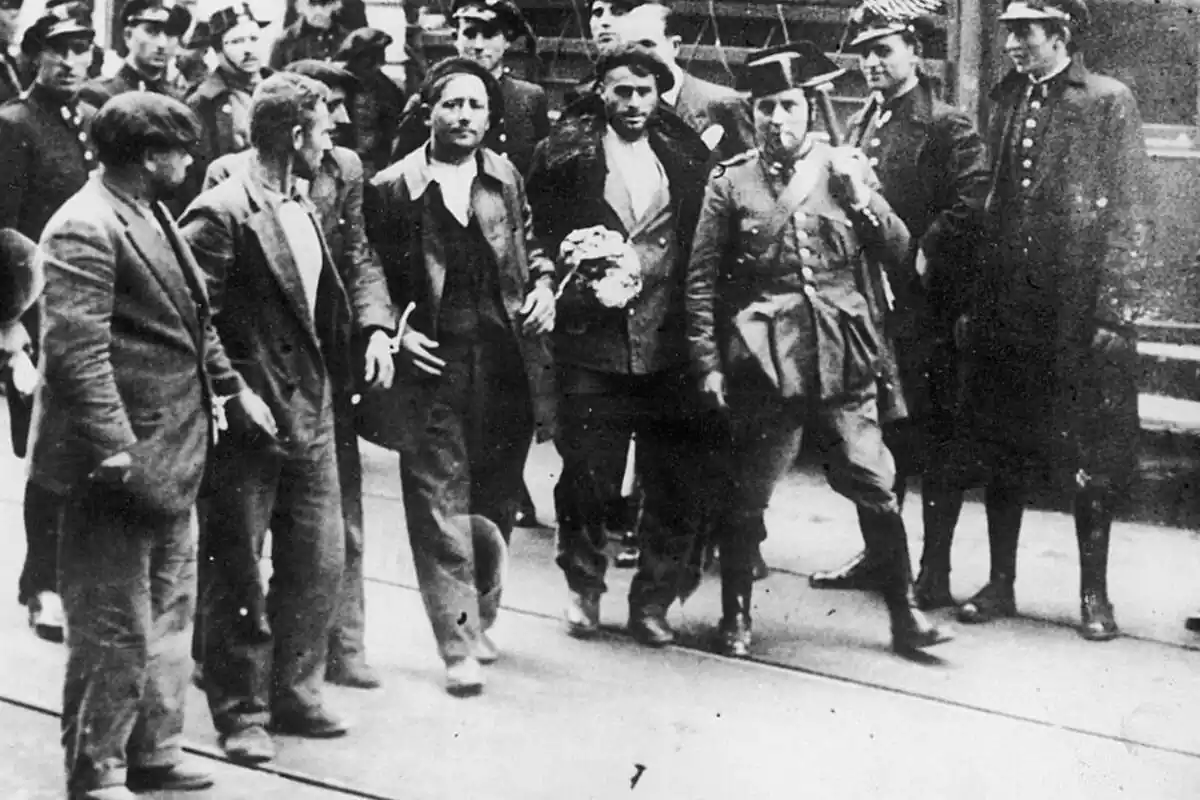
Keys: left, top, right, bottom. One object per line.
{"left": 401, "top": 329, "right": 447, "bottom": 376}
{"left": 828, "top": 147, "right": 872, "bottom": 209}
{"left": 1092, "top": 324, "right": 1133, "bottom": 356}
{"left": 520, "top": 282, "right": 556, "bottom": 336}
{"left": 363, "top": 330, "right": 395, "bottom": 390}
{"left": 90, "top": 450, "right": 133, "bottom": 484}
{"left": 232, "top": 388, "right": 278, "bottom": 439}
{"left": 700, "top": 371, "right": 727, "bottom": 410}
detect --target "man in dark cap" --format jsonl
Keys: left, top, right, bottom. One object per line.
{"left": 393, "top": 0, "right": 548, "bottom": 179}
{"left": 269, "top": 0, "right": 357, "bottom": 70}
{"left": 526, "top": 44, "right": 712, "bottom": 647}
{"left": 201, "top": 58, "right": 397, "bottom": 693}
{"left": 0, "top": 0, "right": 26, "bottom": 103}
{"left": 0, "top": 3, "right": 98, "bottom": 645}
{"left": 807, "top": 3, "right": 990, "bottom": 604}
{"left": 687, "top": 41, "right": 952, "bottom": 658}
{"left": 78, "top": 0, "right": 192, "bottom": 106}
{"left": 335, "top": 27, "right": 406, "bottom": 178}
{"left": 937, "top": 0, "right": 1152, "bottom": 641}
{"left": 186, "top": 2, "right": 271, "bottom": 184}
{"left": 181, "top": 71, "right": 393, "bottom": 762}
{"left": 31, "top": 91, "right": 270, "bottom": 800}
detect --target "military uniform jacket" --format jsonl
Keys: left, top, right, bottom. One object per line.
{"left": 268, "top": 19, "right": 354, "bottom": 70}
{"left": 78, "top": 61, "right": 183, "bottom": 108}
{"left": 963, "top": 60, "right": 1154, "bottom": 486}
{"left": 525, "top": 98, "right": 711, "bottom": 375}
{"left": 687, "top": 145, "right": 913, "bottom": 416}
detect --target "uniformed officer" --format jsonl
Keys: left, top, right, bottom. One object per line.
{"left": 687, "top": 41, "right": 952, "bottom": 658}
{"left": 940, "top": 0, "right": 1153, "bottom": 641}
{"left": 391, "top": 0, "right": 550, "bottom": 179}
{"left": 808, "top": 4, "right": 990, "bottom": 606}
{"left": 78, "top": 0, "right": 192, "bottom": 107}
{"left": 187, "top": 3, "right": 271, "bottom": 173}
{"left": 0, "top": 3, "right": 98, "bottom": 645}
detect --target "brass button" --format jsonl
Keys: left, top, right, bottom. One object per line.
{"left": 1022, "top": 159, "right": 1032, "bottom": 169}
{"left": 78, "top": 132, "right": 87, "bottom": 142}
{"left": 801, "top": 266, "right": 814, "bottom": 280}
{"left": 1021, "top": 137, "right": 1033, "bottom": 148}
{"left": 869, "top": 137, "right": 881, "bottom": 147}
{"left": 1021, "top": 178, "right": 1031, "bottom": 188}
{"left": 798, "top": 247, "right": 812, "bottom": 260}
{"left": 1030, "top": 100, "right": 1042, "bottom": 110}
{"left": 803, "top": 285, "right": 816, "bottom": 297}
{"left": 868, "top": 156, "right": 878, "bottom": 167}
{"left": 1025, "top": 118, "right": 1036, "bottom": 128}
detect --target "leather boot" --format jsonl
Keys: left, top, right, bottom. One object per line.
{"left": 957, "top": 484, "right": 1022, "bottom": 624}
{"left": 861, "top": 508, "right": 951, "bottom": 653}
{"left": 717, "top": 574, "right": 753, "bottom": 658}
{"left": 1075, "top": 488, "right": 1119, "bottom": 641}
{"left": 914, "top": 478, "right": 963, "bottom": 610}
{"left": 629, "top": 605, "right": 676, "bottom": 647}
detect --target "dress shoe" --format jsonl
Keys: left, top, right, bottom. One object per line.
{"left": 27, "top": 590, "right": 64, "bottom": 643}
{"left": 956, "top": 582, "right": 1017, "bottom": 624}
{"left": 1186, "top": 614, "right": 1200, "bottom": 633}
{"left": 1079, "top": 593, "right": 1119, "bottom": 641}
{"left": 446, "top": 657, "right": 484, "bottom": 696}
{"left": 565, "top": 590, "right": 601, "bottom": 638}
{"left": 326, "top": 659, "right": 383, "bottom": 689}
{"left": 628, "top": 608, "right": 675, "bottom": 647}
{"left": 475, "top": 632, "right": 500, "bottom": 664}
{"left": 269, "top": 705, "right": 349, "bottom": 738}
{"left": 127, "top": 761, "right": 214, "bottom": 792}
{"left": 808, "top": 551, "right": 881, "bottom": 590}
{"left": 716, "top": 613, "right": 752, "bottom": 658}
{"left": 913, "top": 569, "right": 955, "bottom": 610}
{"left": 891, "top": 606, "right": 953, "bottom": 654}
{"left": 220, "top": 724, "right": 276, "bottom": 764}
{"left": 75, "top": 787, "right": 137, "bottom": 800}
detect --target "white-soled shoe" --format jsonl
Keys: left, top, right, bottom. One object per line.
{"left": 475, "top": 632, "right": 499, "bottom": 665}
{"left": 445, "top": 657, "right": 484, "bottom": 697}
{"left": 29, "top": 590, "right": 64, "bottom": 643}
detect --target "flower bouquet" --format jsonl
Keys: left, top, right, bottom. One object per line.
{"left": 556, "top": 226, "right": 643, "bottom": 311}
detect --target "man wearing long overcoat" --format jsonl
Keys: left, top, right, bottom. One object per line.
{"left": 944, "top": 0, "right": 1153, "bottom": 640}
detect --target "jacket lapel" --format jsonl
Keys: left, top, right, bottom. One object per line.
{"left": 98, "top": 180, "right": 202, "bottom": 340}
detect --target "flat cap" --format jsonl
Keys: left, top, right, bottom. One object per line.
{"left": 284, "top": 58, "right": 361, "bottom": 92}
{"left": 334, "top": 27, "right": 393, "bottom": 62}
{"left": 0, "top": 229, "right": 42, "bottom": 328}
{"left": 592, "top": 41, "right": 674, "bottom": 92}
{"left": 90, "top": 91, "right": 203, "bottom": 163}
{"left": 207, "top": 2, "right": 268, "bottom": 42}
{"left": 999, "top": 0, "right": 1089, "bottom": 27}
{"left": 452, "top": 0, "right": 537, "bottom": 52}
{"left": 736, "top": 41, "right": 845, "bottom": 97}
{"left": 21, "top": 3, "right": 94, "bottom": 56}
{"left": 122, "top": 0, "right": 192, "bottom": 38}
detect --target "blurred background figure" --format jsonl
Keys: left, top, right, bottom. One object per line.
{"left": 334, "top": 26, "right": 405, "bottom": 178}
{"left": 0, "top": 2, "right": 98, "bottom": 645}
{"left": 270, "top": 0, "right": 356, "bottom": 69}
{"left": 78, "top": 0, "right": 193, "bottom": 105}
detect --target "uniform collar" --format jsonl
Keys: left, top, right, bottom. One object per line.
{"left": 121, "top": 60, "right": 166, "bottom": 92}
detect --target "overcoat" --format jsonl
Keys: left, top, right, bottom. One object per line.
{"left": 961, "top": 60, "right": 1153, "bottom": 489}
{"left": 846, "top": 73, "right": 989, "bottom": 418}
{"left": 360, "top": 146, "right": 557, "bottom": 452}
{"left": 673, "top": 71, "right": 754, "bottom": 161}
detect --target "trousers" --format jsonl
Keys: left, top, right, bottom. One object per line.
{"left": 19, "top": 479, "right": 63, "bottom": 604}
{"left": 199, "top": 416, "right": 345, "bottom": 734}
{"left": 329, "top": 401, "right": 367, "bottom": 666}
{"left": 59, "top": 488, "right": 195, "bottom": 794}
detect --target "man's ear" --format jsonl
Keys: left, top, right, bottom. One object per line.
{"left": 291, "top": 124, "right": 305, "bottom": 152}
{"left": 668, "top": 34, "right": 682, "bottom": 60}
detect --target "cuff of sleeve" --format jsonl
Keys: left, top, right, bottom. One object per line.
{"left": 213, "top": 374, "right": 246, "bottom": 397}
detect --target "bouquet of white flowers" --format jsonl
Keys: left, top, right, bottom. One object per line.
{"left": 556, "top": 226, "right": 643, "bottom": 310}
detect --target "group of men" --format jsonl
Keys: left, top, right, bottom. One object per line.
{"left": 0, "top": 0, "right": 1169, "bottom": 795}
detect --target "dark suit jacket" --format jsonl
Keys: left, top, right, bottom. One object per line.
{"left": 361, "top": 146, "right": 557, "bottom": 451}
{"left": 392, "top": 71, "right": 550, "bottom": 179}
{"left": 28, "top": 175, "right": 243, "bottom": 514}
{"left": 204, "top": 147, "right": 396, "bottom": 337}
{"left": 673, "top": 72, "right": 753, "bottom": 161}
{"left": 179, "top": 163, "right": 355, "bottom": 451}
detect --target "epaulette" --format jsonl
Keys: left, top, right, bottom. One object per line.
{"left": 710, "top": 148, "right": 757, "bottom": 179}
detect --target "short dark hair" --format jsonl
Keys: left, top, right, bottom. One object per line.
{"left": 91, "top": 91, "right": 201, "bottom": 168}
{"left": 249, "top": 71, "right": 329, "bottom": 156}
{"left": 284, "top": 58, "right": 360, "bottom": 93}
{"left": 419, "top": 56, "right": 503, "bottom": 131}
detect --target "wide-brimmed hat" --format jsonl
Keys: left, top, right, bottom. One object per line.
{"left": 736, "top": 41, "right": 845, "bottom": 97}
{"left": 0, "top": 229, "right": 42, "bottom": 328}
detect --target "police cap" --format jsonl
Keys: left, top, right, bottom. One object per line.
{"left": 999, "top": 0, "right": 1089, "bottom": 28}
{"left": 736, "top": 41, "right": 845, "bottom": 97}
{"left": 846, "top": 0, "right": 941, "bottom": 50}
{"left": 122, "top": 0, "right": 193, "bottom": 39}
{"left": 452, "top": 0, "right": 537, "bottom": 52}
{"left": 21, "top": 3, "right": 94, "bottom": 57}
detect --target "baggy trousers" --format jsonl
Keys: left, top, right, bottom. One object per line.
{"left": 19, "top": 479, "right": 64, "bottom": 604}
{"left": 199, "top": 417, "right": 345, "bottom": 734}
{"left": 400, "top": 339, "right": 531, "bottom": 664}
{"left": 59, "top": 489, "right": 195, "bottom": 795}
{"left": 555, "top": 365, "right": 712, "bottom": 607}
{"left": 721, "top": 384, "right": 899, "bottom": 573}
{"left": 329, "top": 400, "right": 367, "bottom": 666}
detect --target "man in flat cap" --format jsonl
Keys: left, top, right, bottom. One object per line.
{"left": 936, "top": 0, "right": 1153, "bottom": 641}
{"left": 185, "top": 2, "right": 271, "bottom": 191}
{"left": 78, "top": 0, "right": 192, "bottom": 106}
{"left": 181, "top": 71, "right": 393, "bottom": 762}
{"left": 32, "top": 91, "right": 271, "bottom": 800}
{"left": 526, "top": 44, "right": 712, "bottom": 647}
{"left": 687, "top": 41, "right": 952, "bottom": 658}
{"left": 807, "top": 3, "right": 990, "bottom": 605}
{"left": 0, "top": 2, "right": 98, "bottom": 645}
{"left": 201, "top": 58, "right": 397, "bottom": 692}
{"left": 335, "top": 27, "right": 407, "bottom": 178}
{"left": 269, "top": 0, "right": 357, "bottom": 71}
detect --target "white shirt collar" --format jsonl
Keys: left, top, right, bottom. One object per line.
{"left": 1031, "top": 58, "right": 1072, "bottom": 86}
